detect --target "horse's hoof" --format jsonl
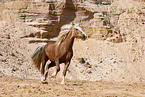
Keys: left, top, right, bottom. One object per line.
{"left": 51, "top": 75, "right": 56, "bottom": 78}
{"left": 51, "top": 72, "right": 57, "bottom": 78}
{"left": 51, "top": 76, "right": 54, "bottom": 78}
{"left": 41, "top": 77, "right": 46, "bottom": 82}
{"left": 41, "top": 81, "right": 48, "bottom": 84}
{"left": 61, "top": 81, "right": 65, "bottom": 85}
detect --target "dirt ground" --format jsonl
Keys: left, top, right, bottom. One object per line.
{"left": 0, "top": 76, "right": 145, "bottom": 97}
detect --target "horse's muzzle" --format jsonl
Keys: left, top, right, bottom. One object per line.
{"left": 81, "top": 34, "right": 87, "bottom": 40}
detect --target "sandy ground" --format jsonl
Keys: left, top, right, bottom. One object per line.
{"left": 0, "top": 76, "right": 145, "bottom": 97}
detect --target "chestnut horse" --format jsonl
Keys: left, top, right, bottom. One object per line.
{"left": 31, "top": 23, "right": 87, "bottom": 84}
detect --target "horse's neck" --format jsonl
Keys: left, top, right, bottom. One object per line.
{"left": 63, "top": 30, "right": 74, "bottom": 50}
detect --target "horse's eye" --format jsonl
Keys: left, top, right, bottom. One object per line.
{"left": 76, "top": 28, "right": 78, "bottom": 30}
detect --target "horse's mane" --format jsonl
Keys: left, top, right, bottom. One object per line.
{"left": 56, "top": 24, "right": 72, "bottom": 46}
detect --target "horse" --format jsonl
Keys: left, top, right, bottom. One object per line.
{"left": 31, "top": 22, "right": 87, "bottom": 84}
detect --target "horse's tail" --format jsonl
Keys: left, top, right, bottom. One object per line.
{"left": 31, "top": 45, "right": 45, "bottom": 71}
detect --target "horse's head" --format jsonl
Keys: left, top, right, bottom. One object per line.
{"left": 72, "top": 22, "right": 87, "bottom": 40}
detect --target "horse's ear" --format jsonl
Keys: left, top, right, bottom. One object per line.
{"left": 72, "top": 22, "right": 75, "bottom": 26}
{"left": 76, "top": 23, "right": 80, "bottom": 26}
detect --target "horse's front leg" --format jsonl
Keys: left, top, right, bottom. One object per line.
{"left": 51, "top": 58, "right": 60, "bottom": 78}
{"left": 61, "top": 62, "right": 70, "bottom": 84}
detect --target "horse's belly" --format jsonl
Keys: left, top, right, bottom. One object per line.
{"left": 59, "top": 57, "right": 67, "bottom": 63}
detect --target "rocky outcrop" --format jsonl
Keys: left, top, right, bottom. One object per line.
{"left": 16, "top": 0, "right": 126, "bottom": 43}
{"left": 18, "top": 0, "right": 95, "bottom": 38}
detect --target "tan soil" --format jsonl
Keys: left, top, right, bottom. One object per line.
{"left": 0, "top": 76, "right": 145, "bottom": 97}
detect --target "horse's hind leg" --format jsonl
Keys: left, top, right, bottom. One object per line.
{"left": 42, "top": 60, "right": 51, "bottom": 81}
{"left": 40, "top": 52, "right": 48, "bottom": 82}
{"left": 40, "top": 62, "right": 47, "bottom": 82}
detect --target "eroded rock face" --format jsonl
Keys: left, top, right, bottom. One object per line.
{"left": 2, "top": 0, "right": 126, "bottom": 43}
{"left": 18, "top": 0, "right": 95, "bottom": 38}
{"left": 16, "top": 0, "right": 126, "bottom": 43}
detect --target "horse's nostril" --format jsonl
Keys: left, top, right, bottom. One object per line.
{"left": 81, "top": 34, "right": 86, "bottom": 40}
{"left": 83, "top": 35, "right": 86, "bottom": 38}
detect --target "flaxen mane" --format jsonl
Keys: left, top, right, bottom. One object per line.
{"left": 56, "top": 24, "right": 72, "bottom": 46}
